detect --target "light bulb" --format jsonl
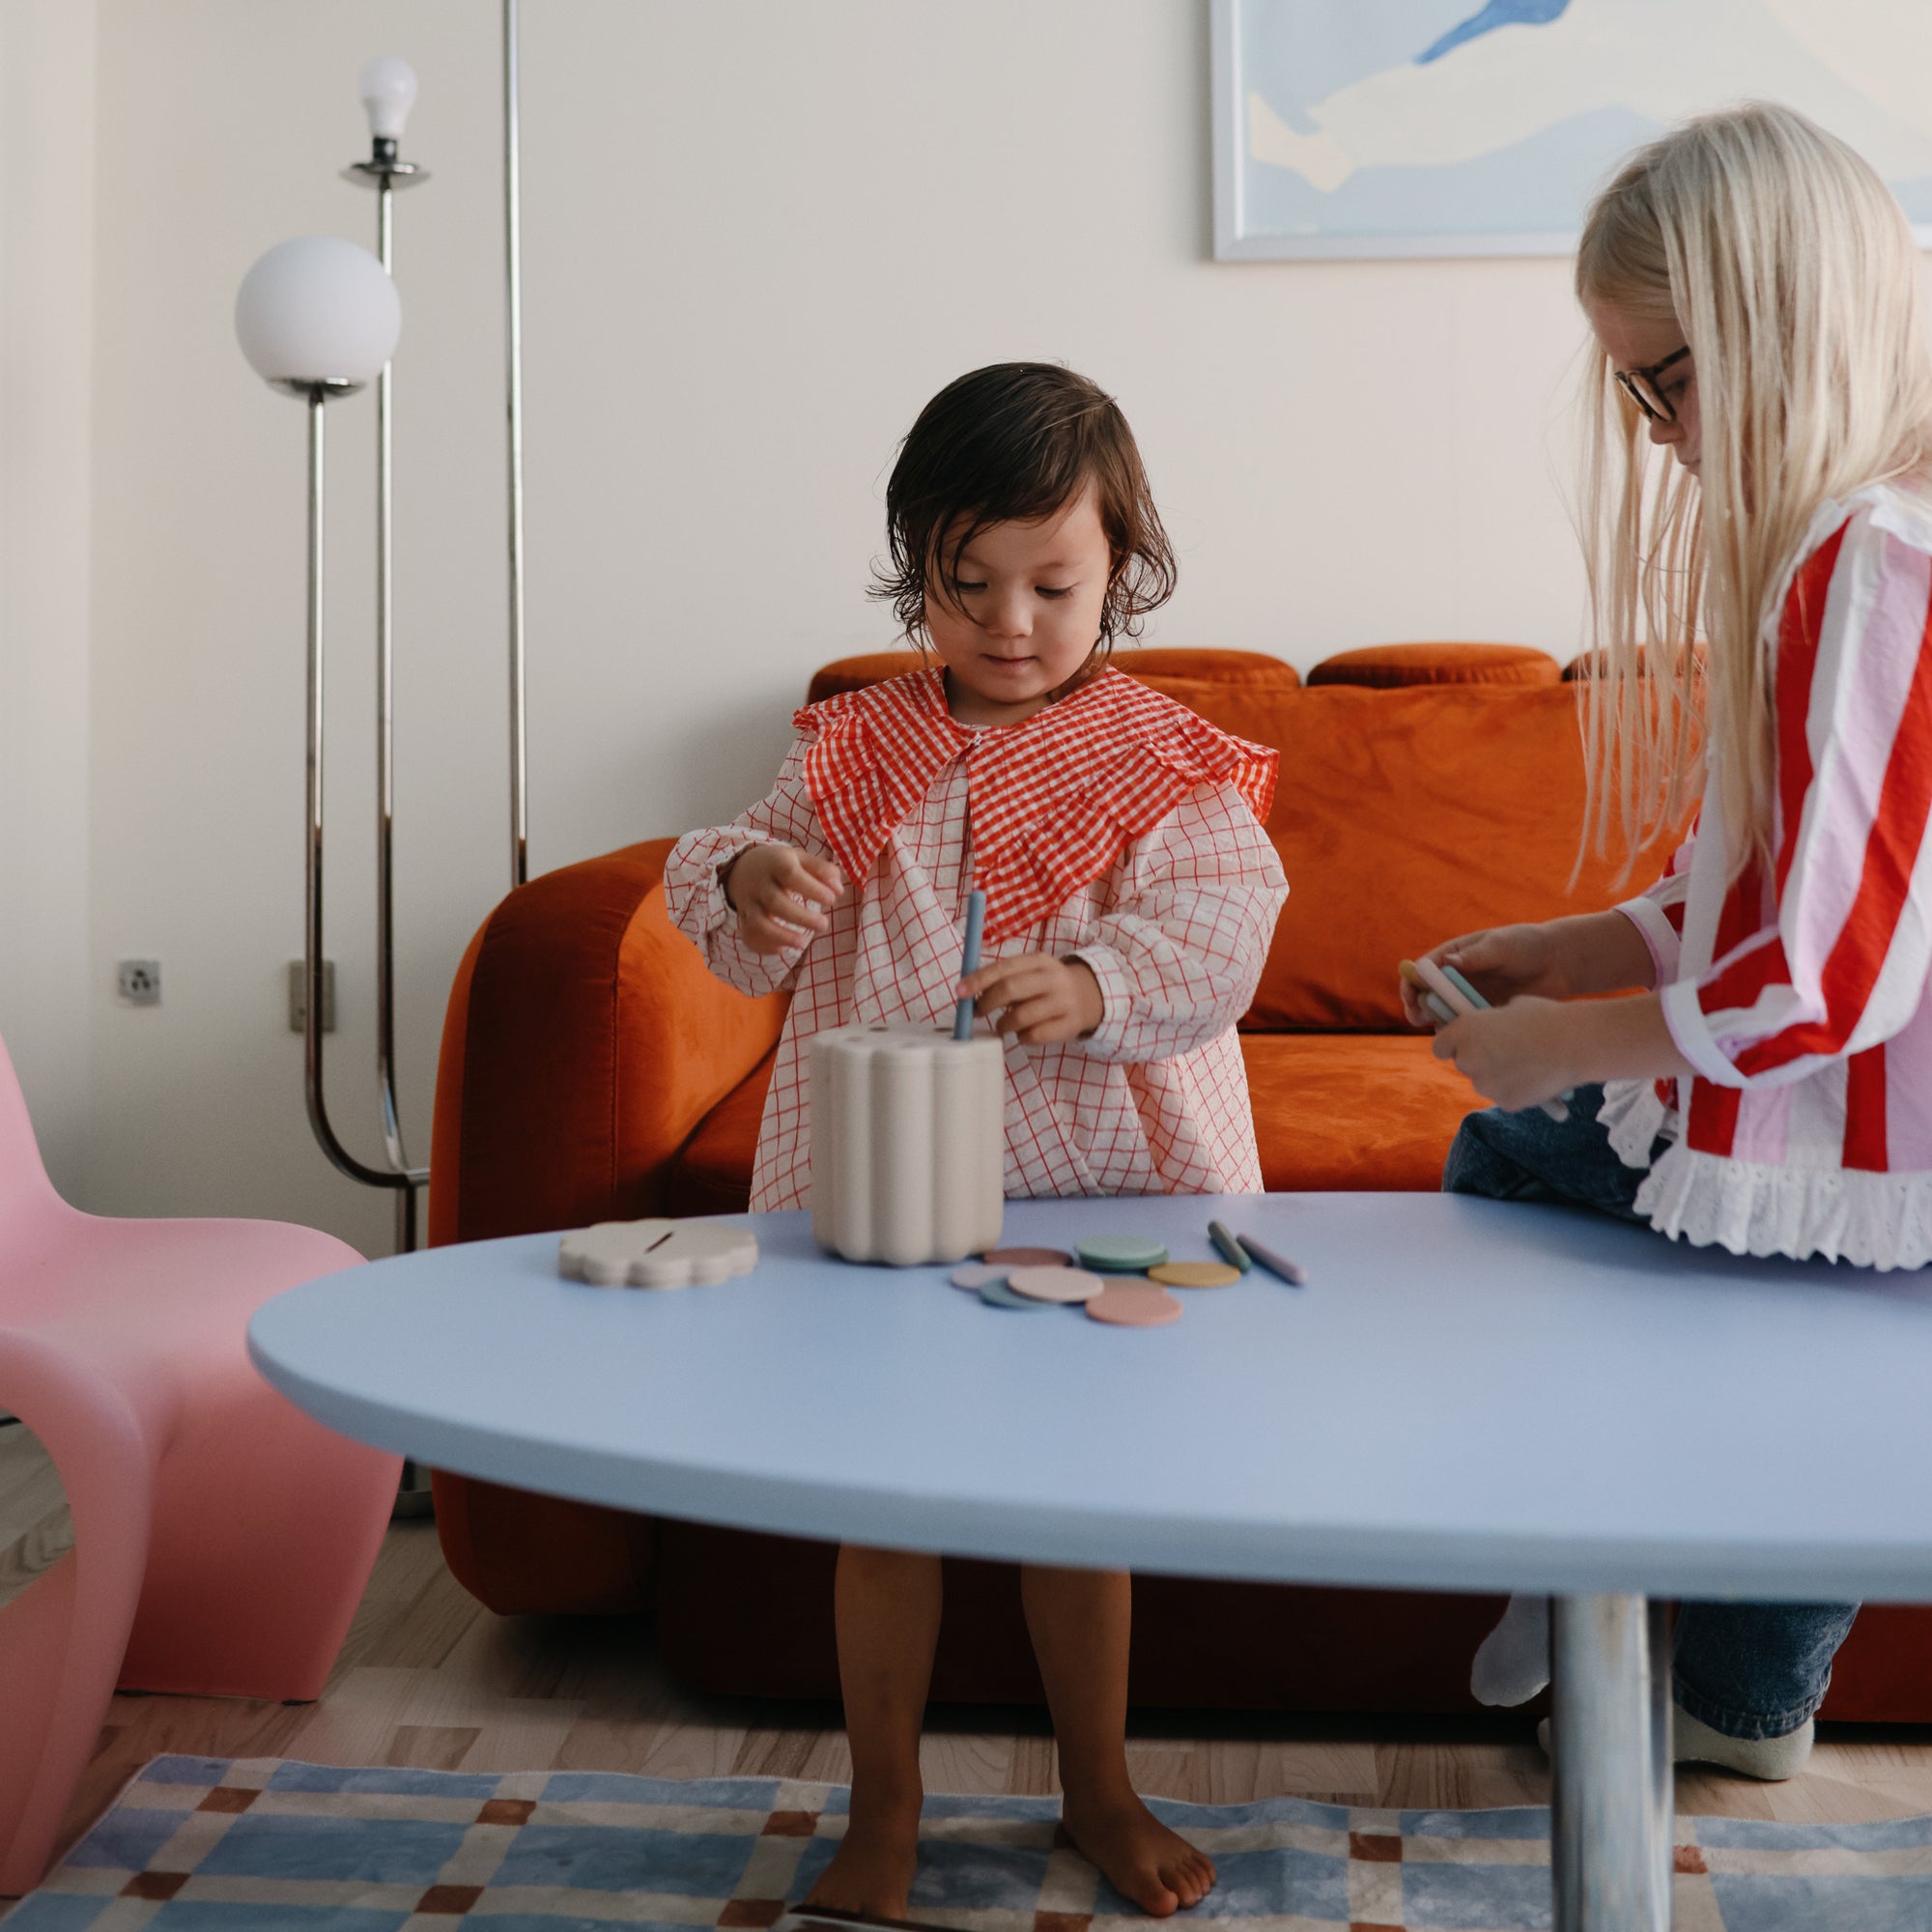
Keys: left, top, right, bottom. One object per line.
{"left": 358, "top": 56, "right": 418, "bottom": 143}
{"left": 235, "top": 236, "right": 401, "bottom": 390}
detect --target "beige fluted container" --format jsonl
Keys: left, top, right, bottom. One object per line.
{"left": 810, "top": 1023, "right": 1006, "bottom": 1264}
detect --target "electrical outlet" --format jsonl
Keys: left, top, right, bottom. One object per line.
{"left": 117, "top": 958, "right": 161, "bottom": 1006}
{"left": 288, "top": 960, "right": 337, "bottom": 1033}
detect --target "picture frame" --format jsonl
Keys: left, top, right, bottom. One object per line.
{"left": 1211, "top": 0, "right": 1932, "bottom": 263}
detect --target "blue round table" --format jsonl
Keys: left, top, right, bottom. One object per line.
{"left": 248, "top": 1192, "right": 1932, "bottom": 1932}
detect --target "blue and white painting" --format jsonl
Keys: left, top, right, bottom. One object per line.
{"left": 1212, "top": 0, "right": 1932, "bottom": 258}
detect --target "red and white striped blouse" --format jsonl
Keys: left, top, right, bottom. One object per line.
{"left": 1603, "top": 482, "right": 1932, "bottom": 1268}
{"left": 664, "top": 666, "right": 1289, "bottom": 1211}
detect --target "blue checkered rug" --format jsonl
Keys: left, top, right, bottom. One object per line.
{"left": 10, "top": 1756, "right": 1932, "bottom": 1930}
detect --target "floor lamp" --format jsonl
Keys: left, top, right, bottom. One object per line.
{"left": 235, "top": 40, "right": 526, "bottom": 1256}
{"left": 233, "top": 235, "right": 406, "bottom": 1234}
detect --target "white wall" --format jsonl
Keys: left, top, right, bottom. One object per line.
{"left": 0, "top": 1, "right": 96, "bottom": 1199}
{"left": 81, "top": 0, "right": 1591, "bottom": 1251}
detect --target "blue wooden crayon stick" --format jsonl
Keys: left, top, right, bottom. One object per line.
{"left": 1236, "top": 1235, "right": 1307, "bottom": 1287}
{"left": 952, "top": 890, "right": 986, "bottom": 1041}
{"left": 1208, "top": 1220, "right": 1252, "bottom": 1272}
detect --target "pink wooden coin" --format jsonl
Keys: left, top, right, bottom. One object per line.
{"left": 982, "top": 1246, "right": 1073, "bottom": 1268}
{"left": 1006, "top": 1265, "right": 1103, "bottom": 1305}
{"left": 1086, "top": 1283, "right": 1183, "bottom": 1327}
{"left": 950, "top": 1263, "right": 1010, "bottom": 1292}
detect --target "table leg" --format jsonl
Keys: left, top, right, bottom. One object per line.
{"left": 1550, "top": 1594, "right": 1673, "bottom": 1930}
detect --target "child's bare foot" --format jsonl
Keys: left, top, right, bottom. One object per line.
{"left": 805, "top": 1796, "right": 923, "bottom": 1920}
{"left": 1062, "top": 1790, "right": 1216, "bottom": 1918}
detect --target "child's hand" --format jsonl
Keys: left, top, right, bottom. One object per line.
{"left": 1399, "top": 923, "right": 1568, "bottom": 1028}
{"left": 1432, "top": 998, "right": 1581, "bottom": 1111}
{"left": 723, "top": 843, "right": 845, "bottom": 954}
{"left": 960, "top": 953, "right": 1103, "bottom": 1045}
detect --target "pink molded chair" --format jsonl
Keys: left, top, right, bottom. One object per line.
{"left": 0, "top": 1033, "right": 400, "bottom": 1893}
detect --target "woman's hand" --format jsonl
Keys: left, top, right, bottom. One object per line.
{"left": 1433, "top": 991, "right": 1692, "bottom": 1107}
{"left": 723, "top": 843, "right": 845, "bottom": 954}
{"left": 1400, "top": 912, "right": 1658, "bottom": 1028}
{"left": 960, "top": 953, "right": 1103, "bottom": 1045}
{"left": 1432, "top": 997, "right": 1582, "bottom": 1111}
{"left": 1399, "top": 923, "right": 1571, "bottom": 1029}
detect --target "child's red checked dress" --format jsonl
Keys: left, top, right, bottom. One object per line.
{"left": 665, "top": 665, "right": 1289, "bottom": 1210}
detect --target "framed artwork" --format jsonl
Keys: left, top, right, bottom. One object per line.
{"left": 1211, "top": 0, "right": 1932, "bottom": 261}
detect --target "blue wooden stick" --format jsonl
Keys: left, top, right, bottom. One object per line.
{"left": 953, "top": 890, "right": 986, "bottom": 1041}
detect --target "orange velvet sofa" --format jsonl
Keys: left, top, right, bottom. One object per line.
{"left": 425, "top": 643, "right": 1932, "bottom": 1721}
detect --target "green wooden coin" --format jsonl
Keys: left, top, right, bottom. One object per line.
{"left": 1074, "top": 1235, "right": 1170, "bottom": 1273}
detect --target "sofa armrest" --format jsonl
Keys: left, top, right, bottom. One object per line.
{"left": 428, "top": 837, "right": 787, "bottom": 1244}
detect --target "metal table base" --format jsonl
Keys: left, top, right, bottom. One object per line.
{"left": 1551, "top": 1595, "right": 1673, "bottom": 1929}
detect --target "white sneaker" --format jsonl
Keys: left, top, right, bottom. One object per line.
{"left": 1536, "top": 1708, "right": 1813, "bottom": 1782}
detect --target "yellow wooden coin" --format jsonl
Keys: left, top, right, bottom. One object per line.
{"left": 1148, "top": 1261, "right": 1241, "bottom": 1290}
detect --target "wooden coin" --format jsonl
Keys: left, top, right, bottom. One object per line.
{"left": 1006, "top": 1265, "right": 1104, "bottom": 1305}
{"left": 1074, "top": 1234, "right": 1170, "bottom": 1273}
{"left": 1149, "top": 1261, "right": 1241, "bottom": 1290}
{"left": 950, "top": 1263, "right": 1011, "bottom": 1291}
{"left": 979, "top": 1276, "right": 1051, "bottom": 1311}
{"left": 1086, "top": 1284, "right": 1183, "bottom": 1327}
{"left": 982, "top": 1246, "right": 1073, "bottom": 1267}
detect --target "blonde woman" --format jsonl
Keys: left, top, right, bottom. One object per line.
{"left": 1406, "top": 102, "right": 1932, "bottom": 1777}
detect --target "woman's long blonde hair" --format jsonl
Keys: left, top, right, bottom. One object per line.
{"left": 1576, "top": 102, "right": 1932, "bottom": 870}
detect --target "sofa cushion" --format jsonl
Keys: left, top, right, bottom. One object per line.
{"left": 1244, "top": 1033, "right": 1485, "bottom": 1191}
{"left": 668, "top": 1031, "right": 1482, "bottom": 1210}
{"left": 806, "top": 647, "right": 1298, "bottom": 705}
{"left": 1309, "top": 643, "right": 1560, "bottom": 688}
{"left": 1162, "top": 684, "right": 1682, "bottom": 1032}
{"left": 669, "top": 1046, "right": 775, "bottom": 1215}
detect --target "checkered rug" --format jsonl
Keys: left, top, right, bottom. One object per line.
{"left": 10, "top": 1756, "right": 1932, "bottom": 1930}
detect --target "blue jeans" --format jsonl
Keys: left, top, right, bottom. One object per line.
{"left": 1445, "top": 1090, "right": 1859, "bottom": 1740}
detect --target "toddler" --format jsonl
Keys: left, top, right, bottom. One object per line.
{"left": 666, "top": 361, "right": 1288, "bottom": 1915}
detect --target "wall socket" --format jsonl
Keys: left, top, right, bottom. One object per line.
{"left": 288, "top": 960, "right": 337, "bottom": 1034}
{"left": 117, "top": 958, "right": 161, "bottom": 1006}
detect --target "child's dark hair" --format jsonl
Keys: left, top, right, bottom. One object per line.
{"left": 871, "top": 361, "right": 1177, "bottom": 651}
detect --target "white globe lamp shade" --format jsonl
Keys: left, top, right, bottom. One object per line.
{"left": 235, "top": 236, "right": 400, "bottom": 393}
{"left": 358, "top": 56, "right": 418, "bottom": 141}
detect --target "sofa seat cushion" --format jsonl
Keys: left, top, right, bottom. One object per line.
{"left": 668, "top": 1032, "right": 1479, "bottom": 1212}
{"left": 1244, "top": 1032, "right": 1483, "bottom": 1191}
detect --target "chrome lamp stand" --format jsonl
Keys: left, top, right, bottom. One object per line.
{"left": 342, "top": 84, "right": 431, "bottom": 1261}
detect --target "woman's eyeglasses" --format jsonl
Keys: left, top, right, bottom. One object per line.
{"left": 1615, "top": 345, "right": 1691, "bottom": 425}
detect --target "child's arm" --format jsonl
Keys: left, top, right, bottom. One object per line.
{"left": 663, "top": 741, "right": 844, "bottom": 996}
{"left": 1020, "top": 781, "right": 1287, "bottom": 1064}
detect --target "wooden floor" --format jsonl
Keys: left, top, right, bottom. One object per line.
{"left": 11, "top": 1421, "right": 1932, "bottom": 1900}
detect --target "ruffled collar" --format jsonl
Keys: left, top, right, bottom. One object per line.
{"left": 793, "top": 665, "right": 1277, "bottom": 939}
